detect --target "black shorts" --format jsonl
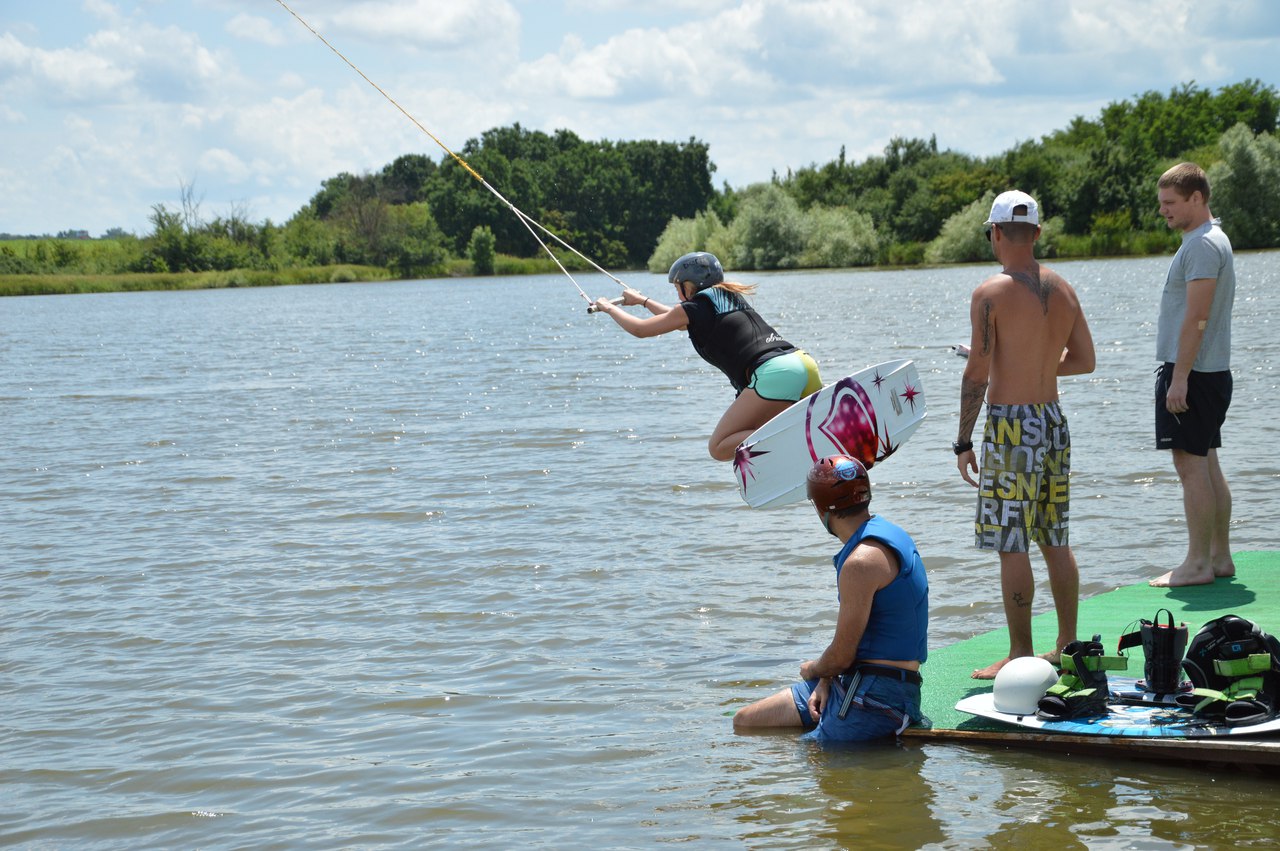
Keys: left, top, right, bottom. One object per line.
{"left": 1154, "top": 363, "right": 1232, "bottom": 456}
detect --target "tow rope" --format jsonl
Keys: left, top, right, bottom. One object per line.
{"left": 272, "top": 0, "right": 627, "bottom": 306}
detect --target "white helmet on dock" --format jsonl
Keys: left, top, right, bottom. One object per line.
{"left": 993, "top": 656, "right": 1059, "bottom": 715}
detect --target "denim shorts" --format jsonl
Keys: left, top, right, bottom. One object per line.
{"left": 790, "top": 670, "right": 923, "bottom": 743}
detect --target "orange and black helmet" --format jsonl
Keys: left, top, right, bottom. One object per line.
{"left": 806, "top": 455, "right": 871, "bottom": 512}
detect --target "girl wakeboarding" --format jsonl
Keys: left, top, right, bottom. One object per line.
{"left": 594, "top": 252, "right": 822, "bottom": 461}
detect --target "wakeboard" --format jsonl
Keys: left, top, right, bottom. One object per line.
{"left": 956, "top": 676, "right": 1280, "bottom": 739}
{"left": 733, "top": 358, "right": 926, "bottom": 509}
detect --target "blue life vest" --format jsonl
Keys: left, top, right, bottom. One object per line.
{"left": 833, "top": 515, "right": 929, "bottom": 664}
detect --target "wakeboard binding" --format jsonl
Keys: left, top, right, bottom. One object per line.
{"left": 1177, "top": 614, "right": 1280, "bottom": 726}
{"left": 1036, "top": 635, "right": 1127, "bottom": 721}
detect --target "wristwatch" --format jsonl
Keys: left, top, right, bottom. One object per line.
{"left": 952, "top": 440, "right": 974, "bottom": 455}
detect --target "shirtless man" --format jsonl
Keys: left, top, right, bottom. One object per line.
{"left": 954, "top": 190, "right": 1096, "bottom": 680}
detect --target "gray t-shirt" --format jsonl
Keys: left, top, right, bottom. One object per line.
{"left": 1156, "top": 219, "right": 1235, "bottom": 371}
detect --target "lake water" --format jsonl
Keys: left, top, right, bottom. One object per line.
{"left": 3, "top": 252, "right": 1278, "bottom": 849}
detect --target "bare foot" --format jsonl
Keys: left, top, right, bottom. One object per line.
{"left": 1213, "top": 557, "right": 1236, "bottom": 579}
{"left": 972, "top": 658, "right": 1012, "bottom": 680}
{"left": 1149, "top": 564, "right": 1216, "bottom": 587}
{"left": 1038, "top": 649, "right": 1063, "bottom": 668}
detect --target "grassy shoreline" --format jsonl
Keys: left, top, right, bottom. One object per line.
{"left": 12, "top": 241, "right": 1241, "bottom": 297}
{"left": 0, "top": 265, "right": 396, "bottom": 297}
{"left": 0, "top": 252, "right": 614, "bottom": 297}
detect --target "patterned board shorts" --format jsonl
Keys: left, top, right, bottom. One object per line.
{"left": 975, "top": 402, "right": 1071, "bottom": 553}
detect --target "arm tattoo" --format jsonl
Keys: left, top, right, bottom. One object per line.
{"left": 958, "top": 377, "right": 987, "bottom": 441}
{"left": 958, "top": 297, "right": 992, "bottom": 440}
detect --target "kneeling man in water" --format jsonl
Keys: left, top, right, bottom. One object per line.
{"left": 733, "top": 456, "right": 929, "bottom": 742}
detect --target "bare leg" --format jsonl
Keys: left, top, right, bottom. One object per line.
{"left": 1207, "top": 449, "right": 1235, "bottom": 577}
{"left": 708, "top": 389, "right": 793, "bottom": 461}
{"left": 733, "top": 687, "right": 805, "bottom": 732}
{"left": 973, "top": 551, "right": 1036, "bottom": 679}
{"left": 1037, "top": 544, "right": 1079, "bottom": 664}
{"left": 1151, "top": 450, "right": 1219, "bottom": 587}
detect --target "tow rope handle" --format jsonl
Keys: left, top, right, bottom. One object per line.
{"left": 586, "top": 297, "right": 624, "bottom": 315}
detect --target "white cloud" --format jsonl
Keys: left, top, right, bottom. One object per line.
{"left": 746, "top": 0, "right": 1007, "bottom": 92}
{"left": 227, "top": 13, "right": 287, "bottom": 47}
{"left": 0, "top": 32, "right": 136, "bottom": 103}
{"left": 277, "top": 70, "right": 308, "bottom": 90}
{"left": 3, "top": 0, "right": 1279, "bottom": 236}
{"left": 81, "top": 0, "right": 122, "bottom": 24}
{"left": 85, "top": 22, "right": 224, "bottom": 99}
{"left": 199, "top": 147, "right": 252, "bottom": 182}
{"left": 510, "top": 0, "right": 1009, "bottom": 110}
{"left": 564, "top": 0, "right": 737, "bottom": 10}
{"left": 230, "top": 85, "right": 425, "bottom": 188}
{"left": 326, "top": 0, "right": 520, "bottom": 51}
{"left": 0, "top": 17, "right": 226, "bottom": 107}
{"left": 515, "top": 6, "right": 772, "bottom": 102}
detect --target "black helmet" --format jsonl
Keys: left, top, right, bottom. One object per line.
{"left": 668, "top": 252, "right": 724, "bottom": 292}
{"left": 807, "top": 455, "right": 871, "bottom": 513}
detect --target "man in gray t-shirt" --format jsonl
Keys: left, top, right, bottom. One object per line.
{"left": 1150, "top": 162, "right": 1236, "bottom": 588}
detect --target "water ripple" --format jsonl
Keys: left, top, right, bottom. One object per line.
{"left": 3, "top": 261, "right": 1279, "bottom": 847}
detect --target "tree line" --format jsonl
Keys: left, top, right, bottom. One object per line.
{"left": 3, "top": 79, "right": 1277, "bottom": 281}
{"left": 651, "top": 79, "right": 1280, "bottom": 272}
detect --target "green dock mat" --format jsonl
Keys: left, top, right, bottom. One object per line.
{"left": 921, "top": 550, "right": 1280, "bottom": 732}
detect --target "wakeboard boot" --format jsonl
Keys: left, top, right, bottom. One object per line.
{"left": 1177, "top": 614, "right": 1280, "bottom": 726}
{"left": 1117, "top": 608, "right": 1188, "bottom": 695}
{"left": 1036, "top": 635, "right": 1127, "bottom": 721}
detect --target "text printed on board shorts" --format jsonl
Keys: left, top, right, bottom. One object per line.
{"left": 975, "top": 402, "right": 1071, "bottom": 553}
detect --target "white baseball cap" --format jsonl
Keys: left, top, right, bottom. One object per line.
{"left": 984, "top": 190, "right": 1040, "bottom": 226}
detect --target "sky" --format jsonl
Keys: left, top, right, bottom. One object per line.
{"left": 3, "top": 0, "right": 1280, "bottom": 237}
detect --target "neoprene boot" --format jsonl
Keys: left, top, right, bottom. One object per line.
{"left": 1117, "top": 609, "right": 1188, "bottom": 694}
{"left": 1178, "top": 654, "right": 1277, "bottom": 725}
{"left": 1036, "top": 635, "right": 1127, "bottom": 721}
{"left": 1177, "top": 614, "right": 1280, "bottom": 726}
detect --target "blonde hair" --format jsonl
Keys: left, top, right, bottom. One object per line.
{"left": 712, "top": 280, "right": 756, "bottom": 296}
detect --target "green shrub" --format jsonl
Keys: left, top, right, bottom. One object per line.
{"left": 924, "top": 192, "right": 994, "bottom": 264}
{"left": 1083, "top": 210, "right": 1131, "bottom": 256}
{"left": 725, "top": 183, "right": 805, "bottom": 270}
{"left": 467, "top": 225, "right": 497, "bottom": 275}
{"left": 1133, "top": 229, "right": 1181, "bottom": 254}
{"left": 1210, "top": 123, "right": 1280, "bottom": 249}
{"left": 880, "top": 241, "right": 927, "bottom": 266}
{"left": 0, "top": 245, "right": 37, "bottom": 274}
{"left": 800, "top": 206, "right": 879, "bottom": 268}
{"left": 647, "top": 209, "right": 728, "bottom": 272}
